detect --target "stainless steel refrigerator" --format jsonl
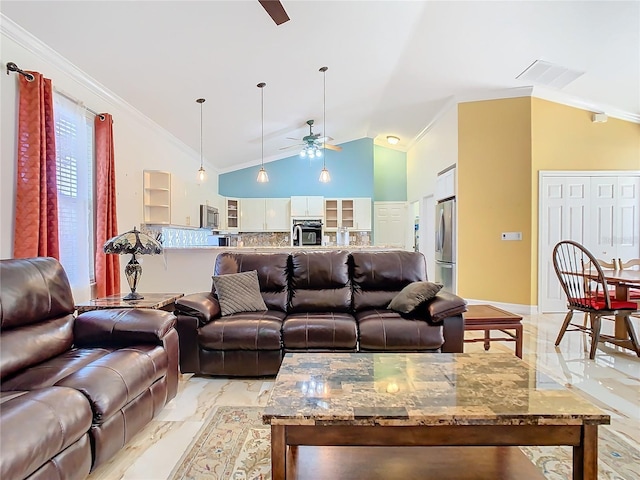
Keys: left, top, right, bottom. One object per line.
{"left": 435, "top": 197, "right": 456, "bottom": 292}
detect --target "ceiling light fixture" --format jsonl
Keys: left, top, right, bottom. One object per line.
{"left": 256, "top": 82, "right": 269, "bottom": 183}
{"left": 196, "top": 98, "right": 207, "bottom": 183}
{"left": 319, "top": 66, "right": 330, "bottom": 183}
{"left": 386, "top": 135, "right": 400, "bottom": 145}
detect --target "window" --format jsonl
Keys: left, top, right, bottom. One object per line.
{"left": 53, "top": 93, "right": 95, "bottom": 301}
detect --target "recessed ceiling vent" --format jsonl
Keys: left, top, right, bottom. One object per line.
{"left": 516, "top": 60, "right": 584, "bottom": 89}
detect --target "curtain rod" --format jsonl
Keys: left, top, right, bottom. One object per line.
{"left": 6, "top": 62, "right": 34, "bottom": 81}
{"left": 54, "top": 88, "right": 105, "bottom": 120}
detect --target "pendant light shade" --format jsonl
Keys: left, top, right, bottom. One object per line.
{"left": 319, "top": 66, "right": 330, "bottom": 183}
{"left": 257, "top": 82, "right": 269, "bottom": 183}
{"left": 196, "top": 98, "right": 207, "bottom": 182}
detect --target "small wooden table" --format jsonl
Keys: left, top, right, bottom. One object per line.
{"left": 75, "top": 293, "right": 184, "bottom": 314}
{"left": 463, "top": 304, "right": 523, "bottom": 358}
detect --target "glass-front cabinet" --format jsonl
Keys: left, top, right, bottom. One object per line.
{"left": 324, "top": 198, "right": 371, "bottom": 231}
{"left": 225, "top": 198, "right": 240, "bottom": 232}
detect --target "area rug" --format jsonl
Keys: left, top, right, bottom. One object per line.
{"left": 169, "top": 406, "right": 639, "bottom": 480}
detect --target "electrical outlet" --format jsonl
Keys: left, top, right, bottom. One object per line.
{"left": 501, "top": 232, "right": 522, "bottom": 241}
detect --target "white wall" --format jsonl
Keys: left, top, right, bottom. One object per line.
{"left": 1, "top": 21, "right": 219, "bottom": 298}
{"left": 406, "top": 104, "right": 458, "bottom": 277}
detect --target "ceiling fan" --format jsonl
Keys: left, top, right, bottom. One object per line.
{"left": 259, "top": 0, "right": 290, "bottom": 25}
{"left": 279, "top": 120, "right": 342, "bottom": 157}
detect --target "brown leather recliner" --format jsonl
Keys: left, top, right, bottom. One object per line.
{"left": 175, "top": 250, "right": 466, "bottom": 377}
{"left": 0, "top": 257, "right": 179, "bottom": 480}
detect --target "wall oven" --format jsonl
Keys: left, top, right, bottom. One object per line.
{"left": 292, "top": 219, "right": 323, "bottom": 246}
{"left": 200, "top": 205, "right": 219, "bottom": 230}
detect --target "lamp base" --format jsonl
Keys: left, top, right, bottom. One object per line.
{"left": 123, "top": 291, "right": 144, "bottom": 301}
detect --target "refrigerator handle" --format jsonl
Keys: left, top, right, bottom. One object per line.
{"left": 437, "top": 210, "right": 445, "bottom": 252}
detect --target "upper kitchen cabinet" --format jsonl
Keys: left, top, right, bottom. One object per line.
{"left": 225, "top": 198, "right": 240, "bottom": 232}
{"left": 143, "top": 170, "right": 171, "bottom": 225}
{"left": 240, "top": 198, "right": 290, "bottom": 232}
{"left": 291, "top": 196, "right": 324, "bottom": 218}
{"left": 324, "top": 198, "right": 371, "bottom": 231}
{"left": 435, "top": 166, "right": 456, "bottom": 201}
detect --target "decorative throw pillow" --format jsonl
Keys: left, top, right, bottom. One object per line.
{"left": 212, "top": 270, "right": 267, "bottom": 316}
{"left": 388, "top": 281, "right": 443, "bottom": 314}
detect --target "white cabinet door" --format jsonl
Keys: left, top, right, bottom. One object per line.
{"left": 240, "top": 198, "right": 266, "bottom": 231}
{"left": 265, "top": 198, "right": 291, "bottom": 231}
{"left": 291, "top": 196, "right": 324, "bottom": 217}
{"left": 324, "top": 199, "right": 339, "bottom": 230}
{"left": 225, "top": 198, "right": 240, "bottom": 232}
{"left": 354, "top": 198, "right": 372, "bottom": 230}
{"left": 435, "top": 168, "right": 456, "bottom": 201}
{"left": 306, "top": 196, "right": 325, "bottom": 217}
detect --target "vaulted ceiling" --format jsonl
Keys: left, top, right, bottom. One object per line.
{"left": 2, "top": 1, "right": 638, "bottom": 173}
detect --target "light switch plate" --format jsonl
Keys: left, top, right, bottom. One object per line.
{"left": 501, "top": 232, "right": 522, "bottom": 241}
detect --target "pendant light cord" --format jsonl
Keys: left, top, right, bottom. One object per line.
{"left": 320, "top": 66, "right": 328, "bottom": 169}
{"left": 261, "top": 84, "right": 264, "bottom": 166}
{"left": 196, "top": 98, "right": 206, "bottom": 170}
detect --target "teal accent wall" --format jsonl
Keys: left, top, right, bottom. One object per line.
{"left": 373, "top": 145, "right": 407, "bottom": 201}
{"left": 219, "top": 138, "right": 374, "bottom": 198}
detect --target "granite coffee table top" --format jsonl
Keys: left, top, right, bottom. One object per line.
{"left": 263, "top": 353, "right": 609, "bottom": 427}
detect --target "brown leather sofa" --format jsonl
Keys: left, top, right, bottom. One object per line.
{"left": 175, "top": 250, "right": 467, "bottom": 377}
{"left": 0, "top": 257, "right": 179, "bottom": 480}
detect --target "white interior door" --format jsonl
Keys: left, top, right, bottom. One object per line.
{"left": 539, "top": 176, "right": 590, "bottom": 312}
{"left": 374, "top": 202, "right": 408, "bottom": 248}
{"left": 590, "top": 177, "right": 616, "bottom": 260}
{"left": 616, "top": 176, "right": 640, "bottom": 261}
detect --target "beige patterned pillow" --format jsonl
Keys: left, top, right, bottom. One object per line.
{"left": 212, "top": 270, "right": 267, "bottom": 316}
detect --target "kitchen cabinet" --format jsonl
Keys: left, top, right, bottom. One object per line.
{"left": 240, "top": 198, "right": 291, "bottom": 232}
{"left": 291, "top": 196, "right": 324, "bottom": 218}
{"left": 225, "top": 198, "right": 240, "bottom": 232}
{"left": 324, "top": 198, "right": 371, "bottom": 231}
{"left": 435, "top": 166, "right": 456, "bottom": 201}
{"left": 143, "top": 170, "right": 171, "bottom": 224}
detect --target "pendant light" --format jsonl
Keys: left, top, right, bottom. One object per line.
{"left": 256, "top": 82, "right": 269, "bottom": 183}
{"left": 318, "top": 66, "right": 331, "bottom": 183}
{"left": 196, "top": 98, "right": 207, "bottom": 182}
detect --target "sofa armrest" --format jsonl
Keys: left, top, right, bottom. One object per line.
{"left": 426, "top": 291, "right": 467, "bottom": 323}
{"left": 174, "top": 292, "right": 221, "bottom": 325}
{"left": 74, "top": 309, "right": 176, "bottom": 347}
{"left": 441, "top": 314, "right": 464, "bottom": 353}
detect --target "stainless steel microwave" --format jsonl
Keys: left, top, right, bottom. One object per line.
{"left": 200, "top": 205, "right": 219, "bottom": 229}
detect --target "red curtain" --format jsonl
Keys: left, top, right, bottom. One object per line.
{"left": 94, "top": 114, "right": 120, "bottom": 297}
{"left": 13, "top": 73, "right": 59, "bottom": 259}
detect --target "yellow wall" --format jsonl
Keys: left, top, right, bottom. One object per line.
{"left": 458, "top": 96, "right": 640, "bottom": 307}
{"left": 529, "top": 98, "right": 640, "bottom": 303}
{"left": 458, "top": 97, "right": 533, "bottom": 304}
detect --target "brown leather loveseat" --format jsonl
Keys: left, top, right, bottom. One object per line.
{"left": 0, "top": 257, "right": 179, "bottom": 480}
{"left": 175, "top": 250, "right": 467, "bottom": 377}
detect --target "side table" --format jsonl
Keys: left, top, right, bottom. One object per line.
{"left": 75, "top": 293, "right": 184, "bottom": 314}
{"left": 463, "top": 304, "right": 523, "bottom": 358}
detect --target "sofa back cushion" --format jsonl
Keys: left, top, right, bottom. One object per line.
{"left": 0, "top": 257, "right": 76, "bottom": 380}
{"left": 289, "top": 250, "right": 351, "bottom": 312}
{"left": 214, "top": 252, "right": 288, "bottom": 311}
{"left": 351, "top": 251, "right": 427, "bottom": 311}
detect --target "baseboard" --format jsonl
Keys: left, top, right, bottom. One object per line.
{"left": 464, "top": 299, "right": 538, "bottom": 316}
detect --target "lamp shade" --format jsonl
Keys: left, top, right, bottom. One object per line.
{"left": 103, "top": 227, "right": 162, "bottom": 255}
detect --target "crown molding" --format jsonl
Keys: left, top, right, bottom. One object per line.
{"left": 406, "top": 95, "right": 458, "bottom": 150}
{"left": 0, "top": 14, "right": 219, "bottom": 173}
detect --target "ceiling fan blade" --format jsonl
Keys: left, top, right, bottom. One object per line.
{"left": 317, "top": 136, "right": 334, "bottom": 143}
{"left": 323, "top": 144, "right": 342, "bottom": 152}
{"left": 279, "top": 144, "right": 303, "bottom": 151}
{"left": 258, "top": 0, "right": 290, "bottom": 25}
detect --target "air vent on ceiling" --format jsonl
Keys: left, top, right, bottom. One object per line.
{"left": 516, "top": 60, "right": 584, "bottom": 89}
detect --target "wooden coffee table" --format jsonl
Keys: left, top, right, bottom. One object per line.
{"left": 464, "top": 304, "right": 523, "bottom": 358}
{"left": 264, "top": 353, "right": 609, "bottom": 480}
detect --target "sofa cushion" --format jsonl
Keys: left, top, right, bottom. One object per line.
{"left": 356, "top": 309, "right": 444, "bottom": 351}
{"left": 283, "top": 312, "right": 357, "bottom": 350}
{"left": 351, "top": 251, "right": 427, "bottom": 311}
{"left": 213, "top": 270, "right": 268, "bottom": 316}
{"left": 198, "top": 311, "right": 285, "bottom": 350}
{"left": 388, "top": 281, "right": 443, "bottom": 314}
{"left": 215, "top": 252, "right": 289, "bottom": 311}
{"left": 289, "top": 250, "right": 351, "bottom": 312}
{"left": 0, "top": 387, "right": 92, "bottom": 480}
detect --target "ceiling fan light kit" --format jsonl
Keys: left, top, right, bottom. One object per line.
{"left": 196, "top": 98, "right": 207, "bottom": 183}
{"left": 257, "top": 82, "right": 269, "bottom": 183}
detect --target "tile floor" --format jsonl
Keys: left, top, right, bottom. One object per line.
{"left": 88, "top": 312, "right": 640, "bottom": 480}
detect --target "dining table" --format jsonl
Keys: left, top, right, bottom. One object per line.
{"left": 600, "top": 269, "right": 640, "bottom": 353}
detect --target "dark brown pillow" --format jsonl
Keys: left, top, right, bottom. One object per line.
{"left": 212, "top": 270, "right": 267, "bottom": 316}
{"left": 388, "top": 281, "right": 443, "bottom": 314}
